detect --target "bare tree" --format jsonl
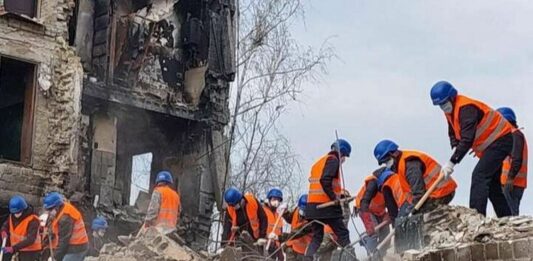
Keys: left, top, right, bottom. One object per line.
{"left": 227, "top": 0, "right": 333, "bottom": 202}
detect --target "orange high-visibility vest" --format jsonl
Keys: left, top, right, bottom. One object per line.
{"left": 397, "top": 150, "right": 457, "bottom": 199}
{"left": 308, "top": 154, "right": 341, "bottom": 203}
{"left": 154, "top": 185, "right": 181, "bottom": 229}
{"left": 9, "top": 215, "right": 42, "bottom": 252}
{"left": 286, "top": 208, "right": 312, "bottom": 255}
{"left": 51, "top": 202, "right": 88, "bottom": 248}
{"left": 501, "top": 129, "right": 528, "bottom": 188}
{"left": 446, "top": 95, "right": 512, "bottom": 157}
{"left": 263, "top": 205, "right": 282, "bottom": 236}
{"left": 382, "top": 174, "right": 412, "bottom": 207}
{"left": 355, "top": 175, "right": 386, "bottom": 217}
{"left": 227, "top": 193, "right": 261, "bottom": 240}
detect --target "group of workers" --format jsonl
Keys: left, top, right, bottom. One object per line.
{"left": 221, "top": 81, "right": 528, "bottom": 260}
{"left": 0, "top": 170, "right": 182, "bottom": 261}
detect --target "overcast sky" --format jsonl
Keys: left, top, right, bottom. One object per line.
{"left": 280, "top": 0, "right": 533, "bottom": 254}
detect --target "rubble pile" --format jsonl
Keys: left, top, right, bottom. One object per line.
{"left": 86, "top": 228, "right": 208, "bottom": 261}
{"left": 421, "top": 205, "right": 533, "bottom": 250}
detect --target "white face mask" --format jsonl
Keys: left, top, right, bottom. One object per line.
{"left": 233, "top": 203, "right": 241, "bottom": 210}
{"left": 385, "top": 158, "right": 394, "bottom": 168}
{"left": 439, "top": 101, "right": 453, "bottom": 113}
{"left": 14, "top": 212, "right": 22, "bottom": 218}
{"left": 298, "top": 209, "right": 305, "bottom": 217}
{"left": 270, "top": 199, "right": 280, "bottom": 208}
{"left": 97, "top": 230, "right": 106, "bottom": 237}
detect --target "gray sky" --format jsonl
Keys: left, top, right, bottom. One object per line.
{"left": 280, "top": 0, "right": 533, "bottom": 254}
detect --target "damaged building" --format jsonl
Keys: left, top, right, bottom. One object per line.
{"left": 0, "top": 0, "right": 235, "bottom": 249}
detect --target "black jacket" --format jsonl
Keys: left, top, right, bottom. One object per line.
{"left": 359, "top": 167, "right": 386, "bottom": 212}
{"left": 390, "top": 153, "right": 426, "bottom": 205}
{"left": 305, "top": 151, "right": 343, "bottom": 219}
{"left": 448, "top": 104, "right": 483, "bottom": 164}
{"left": 53, "top": 205, "right": 89, "bottom": 260}
{"left": 508, "top": 128, "right": 526, "bottom": 179}
{"left": 221, "top": 196, "right": 268, "bottom": 245}
{"left": 282, "top": 208, "right": 312, "bottom": 241}
{"left": 1, "top": 207, "right": 40, "bottom": 253}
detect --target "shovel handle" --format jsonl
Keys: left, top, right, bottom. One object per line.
{"left": 413, "top": 172, "right": 445, "bottom": 213}
{"left": 317, "top": 196, "right": 356, "bottom": 209}
{"left": 0, "top": 237, "right": 6, "bottom": 261}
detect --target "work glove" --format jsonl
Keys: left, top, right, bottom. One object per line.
{"left": 2, "top": 246, "right": 14, "bottom": 254}
{"left": 442, "top": 161, "right": 455, "bottom": 180}
{"left": 230, "top": 226, "right": 240, "bottom": 233}
{"left": 255, "top": 238, "right": 267, "bottom": 246}
{"left": 352, "top": 206, "right": 359, "bottom": 218}
{"left": 267, "top": 232, "right": 278, "bottom": 241}
{"left": 504, "top": 177, "right": 515, "bottom": 193}
{"left": 215, "top": 248, "right": 224, "bottom": 255}
{"left": 1, "top": 230, "right": 7, "bottom": 239}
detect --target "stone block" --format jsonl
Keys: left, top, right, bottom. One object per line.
{"left": 512, "top": 238, "right": 529, "bottom": 258}
{"left": 470, "top": 243, "right": 485, "bottom": 260}
{"left": 456, "top": 245, "right": 471, "bottom": 261}
{"left": 429, "top": 251, "right": 441, "bottom": 261}
{"left": 440, "top": 248, "right": 455, "bottom": 261}
{"left": 485, "top": 242, "right": 499, "bottom": 260}
{"left": 498, "top": 241, "right": 513, "bottom": 260}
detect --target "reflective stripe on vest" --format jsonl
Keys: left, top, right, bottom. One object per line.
{"left": 446, "top": 95, "right": 512, "bottom": 156}
{"left": 382, "top": 174, "right": 412, "bottom": 207}
{"left": 308, "top": 154, "right": 342, "bottom": 203}
{"left": 51, "top": 202, "right": 89, "bottom": 248}
{"left": 227, "top": 193, "right": 260, "bottom": 241}
{"left": 154, "top": 186, "right": 181, "bottom": 229}
{"left": 9, "top": 215, "right": 42, "bottom": 252}
{"left": 501, "top": 130, "right": 528, "bottom": 188}
{"left": 263, "top": 205, "right": 282, "bottom": 236}
{"left": 286, "top": 209, "right": 312, "bottom": 255}
{"left": 355, "top": 175, "right": 386, "bottom": 217}
{"left": 397, "top": 150, "right": 457, "bottom": 199}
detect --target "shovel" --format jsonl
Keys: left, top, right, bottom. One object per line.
{"left": 317, "top": 196, "right": 356, "bottom": 209}
{"left": 0, "top": 237, "right": 6, "bottom": 261}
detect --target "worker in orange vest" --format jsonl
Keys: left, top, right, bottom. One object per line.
{"left": 431, "top": 81, "right": 514, "bottom": 217}
{"left": 373, "top": 140, "right": 457, "bottom": 214}
{"left": 221, "top": 187, "right": 268, "bottom": 247}
{"left": 262, "top": 188, "right": 286, "bottom": 260}
{"left": 0, "top": 195, "right": 41, "bottom": 261}
{"left": 283, "top": 194, "right": 312, "bottom": 260}
{"left": 354, "top": 167, "right": 390, "bottom": 253}
{"left": 304, "top": 139, "right": 353, "bottom": 261}
{"left": 43, "top": 192, "right": 89, "bottom": 261}
{"left": 145, "top": 170, "right": 181, "bottom": 231}
{"left": 497, "top": 107, "right": 528, "bottom": 216}
{"left": 376, "top": 169, "right": 413, "bottom": 222}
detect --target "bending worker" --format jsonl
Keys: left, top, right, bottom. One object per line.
{"left": 497, "top": 107, "right": 528, "bottom": 216}
{"left": 376, "top": 169, "right": 413, "bottom": 223}
{"left": 283, "top": 194, "right": 312, "bottom": 260}
{"left": 145, "top": 171, "right": 181, "bottom": 231}
{"left": 430, "top": 81, "right": 514, "bottom": 216}
{"left": 262, "top": 188, "right": 285, "bottom": 259}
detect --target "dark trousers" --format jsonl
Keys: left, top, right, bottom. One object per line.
{"left": 18, "top": 251, "right": 41, "bottom": 261}
{"left": 503, "top": 186, "right": 525, "bottom": 216}
{"left": 470, "top": 134, "right": 513, "bottom": 217}
{"left": 304, "top": 218, "right": 350, "bottom": 259}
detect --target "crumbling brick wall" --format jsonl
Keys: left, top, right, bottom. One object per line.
{"left": 0, "top": 0, "right": 84, "bottom": 206}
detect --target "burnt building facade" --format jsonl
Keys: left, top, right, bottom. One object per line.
{"left": 0, "top": 0, "right": 234, "bottom": 248}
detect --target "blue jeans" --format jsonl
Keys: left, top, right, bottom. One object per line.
{"left": 62, "top": 250, "right": 87, "bottom": 261}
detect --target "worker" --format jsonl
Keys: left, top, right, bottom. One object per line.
{"left": 221, "top": 187, "right": 268, "bottom": 247}
{"left": 0, "top": 195, "right": 41, "bottom": 261}
{"left": 304, "top": 139, "right": 353, "bottom": 260}
{"left": 283, "top": 194, "right": 312, "bottom": 261}
{"left": 373, "top": 139, "right": 457, "bottom": 214}
{"left": 43, "top": 192, "right": 89, "bottom": 261}
{"left": 145, "top": 170, "right": 181, "bottom": 232}
{"left": 354, "top": 167, "right": 389, "bottom": 253}
{"left": 430, "top": 81, "right": 514, "bottom": 216}
{"left": 262, "top": 188, "right": 285, "bottom": 260}
{"left": 376, "top": 169, "right": 413, "bottom": 223}
{"left": 88, "top": 217, "right": 108, "bottom": 257}
{"left": 497, "top": 107, "right": 528, "bottom": 216}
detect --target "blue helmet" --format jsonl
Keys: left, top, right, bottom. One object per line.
{"left": 9, "top": 195, "right": 28, "bottom": 214}
{"left": 331, "top": 139, "right": 352, "bottom": 157}
{"left": 374, "top": 139, "right": 399, "bottom": 164}
{"left": 297, "top": 194, "right": 308, "bottom": 209}
{"left": 267, "top": 188, "right": 283, "bottom": 201}
{"left": 224, "top": 187, "right": 243, "bottom": 205}
{"left": 497, "top": 107, "right": 517, "bottom": 123}
{"left": 43, "top": 192, "right": 64, "bottom": 210}
{"left": 430, "top": 81, "right": 458, "bottom": 105}
{"left": 155, "top": 171, "right": 173, "bottom": 184}
{"left": 377, "top": 169, "right": 395, "bottom": 190}
{"left": 91, "top": 217, "right": 109, "bottom": 230}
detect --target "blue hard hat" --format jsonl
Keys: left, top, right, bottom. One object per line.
{"left": 224, "top": 187, "right": 243, "bottom": 205}
{"left": 155, "top": 171, "right": 173, "bottom": 184}
{"left": 297, "top": 194, "right": 308, "bottom": 209}
{"left": 267, "top": 188, "right": 283, "bottom": 201}
{"left": 497, "top": 107, "right": 517, "bottom": 123}
{"left": 377, "top": 168, "right": 394, "bottom": 190}
{"left": 43, "top": 192, "right": 64, "bottom": 210}
{"left": 374, "top": 139, "right": 399, "bottom": 164}
{"left": 331, "top": 139, "right": 352, "bottom": 157}
{"left": 430, "top": 81, "right": 458, "bottom": 105}
{"left": 92, "top": 217, "right": 109, "bottom": 230}
{"left": 9, "top": 195, "right": 28, "bottom": 214}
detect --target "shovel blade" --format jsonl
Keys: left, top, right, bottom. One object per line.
{"left": 394, "top": 213, "right": 425, "bottom": 253}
